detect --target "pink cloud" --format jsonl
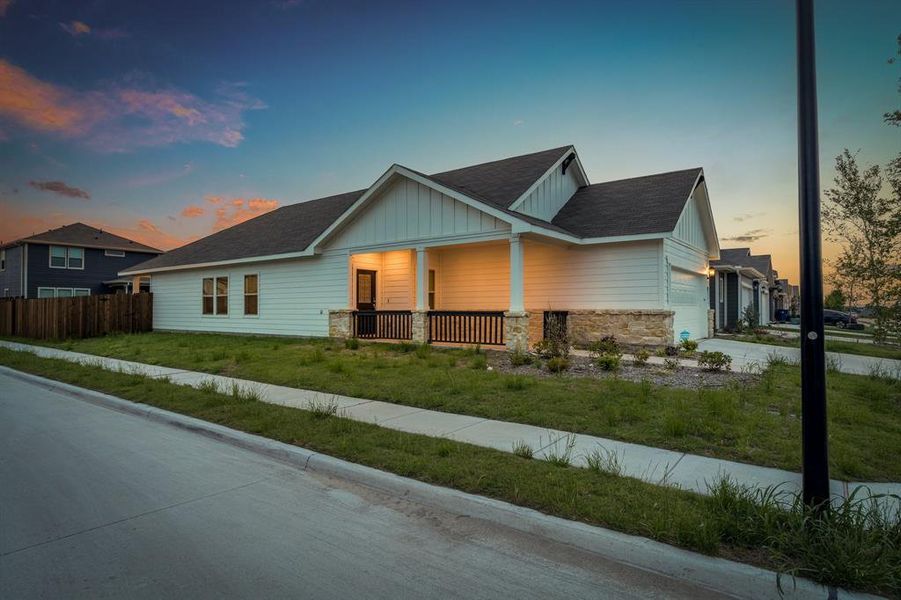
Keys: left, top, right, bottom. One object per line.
{"left": 60, "top": 21, "right": 91, "bottom": 36}
{"left": 0, "top": 59, "right": 264, "bottom": 152}
{"left": 181, "top": 205, "right": 205, "bottom": 218}
{"left": 213, "top": 197, "right": 280, "bottom": 230}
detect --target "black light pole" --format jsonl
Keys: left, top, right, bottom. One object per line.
{"left": 795, "top": 0, "right": 830, "bottom": 507}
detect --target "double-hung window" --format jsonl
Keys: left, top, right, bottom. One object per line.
{"left": 428, "top": 269, "right": 436, "bottom": 310}
{"left": 49, "top": 246, "right": 84, "bottom": 269}
{"left": 244, "top": 274, "right": 258, "bottom": 316}
{"left": 50, "top": 246, "right": 67, "bottom": 268}
{"left": 202, "top": 276, "right": 229, "bottom": 315}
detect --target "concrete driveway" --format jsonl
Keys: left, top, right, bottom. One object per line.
{"left": 698, "top": 337, "right": 900, "bottom": 376}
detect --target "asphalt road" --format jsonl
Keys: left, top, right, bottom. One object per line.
{"left": 0, "top": 370, "right": 731, "bottom": 599}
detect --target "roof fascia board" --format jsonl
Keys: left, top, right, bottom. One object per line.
{"left": 507, "top": 146, "right": 589, "bottom": 212}
{"left": 690, "top": 170, "right": 721, "bottom": 258}
{"left": 119, "top": 249, "right": 316, "bottom": 276}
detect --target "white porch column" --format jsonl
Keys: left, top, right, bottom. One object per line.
{"left": 415, "top": 246, "right": 429, "bottom": 311}
{"left": 509, "top": 234, "right": 524, "bottom": 313}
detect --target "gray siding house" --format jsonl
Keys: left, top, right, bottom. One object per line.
{"left": 0, "top": 223, "right": 162, "bottom": 298}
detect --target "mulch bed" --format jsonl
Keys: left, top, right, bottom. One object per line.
{"left": 487, "top": 352, "right": 759, "bottom": 389}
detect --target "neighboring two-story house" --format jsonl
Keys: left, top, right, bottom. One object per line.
{"left": 0, "top": 223, "right": 163, "bottom": 298}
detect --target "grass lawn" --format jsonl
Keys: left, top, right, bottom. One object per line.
{"left": 0, "top": 348, "right": 897, "bottom": 596}
{"left": 4, "top": 332, "right": 900, "bottom": 482}
{"left": 737, "top": 330, "right": 901, "bottom": 361}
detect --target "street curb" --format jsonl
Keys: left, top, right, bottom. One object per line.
{"left": 0, "top": 365, "right": 877, "bottom": 600}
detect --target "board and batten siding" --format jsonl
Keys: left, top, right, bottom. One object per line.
{"left": 151, "top": 251, "right": 347, "bottom": 337}
{"left": 326, "top": 175, "right": 510, "bottom": 251}
{"left": 514, "top": 165, "right": 581, "bottom": 222}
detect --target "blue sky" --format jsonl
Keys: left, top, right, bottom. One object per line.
{"left": 1, "top": 0, "right": 898, "bottom": 280}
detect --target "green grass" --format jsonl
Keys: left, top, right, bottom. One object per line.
{"left": 0, "top": 348, "right": 898, "bottom": 597}
{"left": 3, "top": 332, "right": 901, "bottom": 481}
{"left": 735, "top": 330, "right": 901, "bottom": 361}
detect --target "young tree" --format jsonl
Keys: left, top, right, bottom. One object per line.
{"left": 824, "top": 288, "right": 846, "bottom": 310}
{"left": 823, "top": 150, "right": 901, "bottom": 341}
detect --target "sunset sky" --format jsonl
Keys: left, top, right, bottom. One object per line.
{"left": 1, "top": 0, "right": 898, "bottom": 283}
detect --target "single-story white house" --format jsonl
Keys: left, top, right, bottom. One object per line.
{"left": 122, "top": 146, "right": 720, "bottom": 350}
{"left": 708, "top": 248, "right": 774, "bottom": 331}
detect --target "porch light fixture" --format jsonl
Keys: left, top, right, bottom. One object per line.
{"left": 707, "top": 267, "right": 715, "bottom": 278}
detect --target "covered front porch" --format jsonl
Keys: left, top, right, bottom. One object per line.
{"left": 329, "top": 235, "right": 530, "bottom": 350}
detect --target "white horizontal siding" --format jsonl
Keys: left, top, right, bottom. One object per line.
{"left": 525, "top": 240, "right": 662, "bottom": 310}
{"left": 515, "top": 166, "right": 580, "bottom": 222}
{"left": 435, "top": 243, "right": 510, "bottom": 310}
{"left": 150, "top": 251, "right": 347, "bottom": 337}
{"left": 327, "top": 175, "right": 509, "bottom": 251}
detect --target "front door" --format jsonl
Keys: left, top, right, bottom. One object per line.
{"left": 356, "top": 270, "right": 376, "bottom": 311}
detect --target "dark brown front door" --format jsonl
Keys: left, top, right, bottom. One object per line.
{"left": 356, "top": 270, "right": 376, "bottom": 311}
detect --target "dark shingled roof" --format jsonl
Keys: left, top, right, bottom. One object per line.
{"left": 429, "top": 146, "right": 572, "bottom": 210}
{"left": 125, "top": 146, "right": 705, "bottom": 273}
{"left": 711, "top": 248, "right": 772, "bottom": 278}
{"left": 122, "top": 191, "right": 364, "bottom": 273}
{"left": 2, "top": 222, "right": 162, "bottom": 253}
{"left": 551, "top": 168, "right": 702, "bottom": 238}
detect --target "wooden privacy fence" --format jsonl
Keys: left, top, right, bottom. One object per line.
{"left": 0, "top": 293, "right": 153, "bottom": 340}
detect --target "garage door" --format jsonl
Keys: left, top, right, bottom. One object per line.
{"left": 670, "top": 268, "right": 709, "bottom": 341}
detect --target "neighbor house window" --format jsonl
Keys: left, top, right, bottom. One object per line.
{"left": 49, "top": 246, "right": 84, "bottom": 269}
{"left": 0, "top": 249, "right": 5, "bottom": 271}
{"left": 36, "top": 287, "right": 86, "bottom": 298}
{"left": 67, "top": 247, "right": 84, "bottom": 269}
{"left": 56, "top": 288, "right": 74, "bottom": 298}
{"left": 244, "top": 274, "right": 258, "bottom": 316}
{"left": 50, "top": 246, "right": 67, "bottom": 268}
{"left": 37, "top": 287, "right": 55, "bottom": 298}
{"left": 428, "top": 269, "right": 436, "bottom": 310}
{"left": 105, "top": 249, "right": 125, "bottom": 257}
{"left": 74, "top": 288, "right": 90, "bottom": 297}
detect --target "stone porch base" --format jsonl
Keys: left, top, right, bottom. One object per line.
{"left": 528, "top": 309, "right": 675, "bottom": 348}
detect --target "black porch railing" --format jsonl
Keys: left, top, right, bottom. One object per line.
{"left": 428, "top": 311, "right": 504, "bottom": 346}
{"left": 353, "top": 310, "right": 412, "bottom": 340}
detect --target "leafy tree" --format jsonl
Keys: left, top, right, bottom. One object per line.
{"left": 824, "top": 288, "right": 846, "bottom": 310}
{"left": 823, "top": 151, "right": 901, "bottom": 341}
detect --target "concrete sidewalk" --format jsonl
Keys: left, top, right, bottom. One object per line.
{"left": 2, "top": 339, "right": 898, "bottom": 503}
{"left": 698, "top": 337, "right": 901, "bottom": 376}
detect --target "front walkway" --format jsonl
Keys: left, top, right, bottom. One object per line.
{"left": 2, "top": 340, "right": 898, "bottom": 503}
{"left": 698, "top": 337, "right": 901, "bottom": 376}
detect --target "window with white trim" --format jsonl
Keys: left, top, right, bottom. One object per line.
{"left": 49, "top": 246, "right": 85, "bottom": 269}
{"left": 74, "top": 288, "right": 90, "bottom": 297}
{"left": 105, "top": 249, "right": 125, "bottom": 257}
{"left": 38, "top": 287, "right": 55, "bottom": 298}
{"left": 202, "top": 276, "right": 229, "bottom": 315}
{"left": 50, "top": 246, "right": 67, "bottom": 268}
{"left": 428, "top": 269, "right": 436, "bottom": 310}
{"left": 56, "top": 288, "right": 74, "bottom": 298}
{"left": 67, "top": 247, "right": 84, "bottom": 269}
{"left": 244, "top": 274, "right": 258, "bottom": 315}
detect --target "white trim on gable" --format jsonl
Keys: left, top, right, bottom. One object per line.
{"left": 507, "top": 146, "right": 589, "bottom": 212}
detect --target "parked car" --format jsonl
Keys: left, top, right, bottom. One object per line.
{"left": 773, "top": 309, "right": 791, "bottom": 323}
{"left": 823, "top": 309, "right": 857, "bottom": 328}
